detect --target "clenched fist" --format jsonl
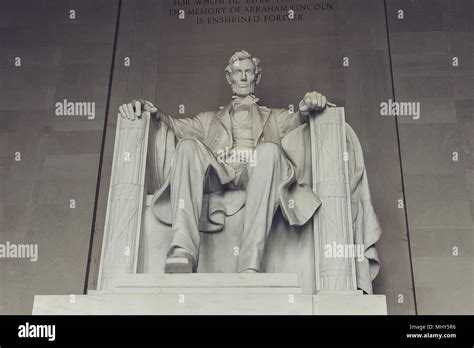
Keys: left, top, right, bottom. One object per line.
{"left": 299, "top": 91, "right": 327, "bottom": 117}
{"left": 119, "top": 100, "right": 158, "bottom": 121}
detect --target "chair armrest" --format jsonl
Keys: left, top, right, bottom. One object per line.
{"left": 309, "top": 107, "right": 357, "bottom": 292}
{"left": 97, "top": 113, "right": 151, "bottom": 290}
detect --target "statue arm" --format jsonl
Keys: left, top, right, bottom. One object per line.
{"left": 118, "top": 100, "right": 210, "bottom": 140}
{"left": 276, "top": 91, "right": 330, "bottom": 138}
{"left": 275, "top": 108, "right": 307, "bottom": 139}
{"left": 157, "top": 112, "right": 210, "bottom": 140}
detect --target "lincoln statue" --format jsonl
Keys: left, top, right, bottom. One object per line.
{"left": 119, "top": 50, "right": 329, "bottom": 274}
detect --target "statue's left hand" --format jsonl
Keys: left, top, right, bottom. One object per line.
{"left": 299, "top": 91, "right": 327, "bottom": 117}
{"left": 119, "top": 100, "right": 158, "bottom": 121}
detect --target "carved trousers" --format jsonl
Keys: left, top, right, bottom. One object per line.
{"left": 167, "top": 138, "right": 290, "bottom": 272}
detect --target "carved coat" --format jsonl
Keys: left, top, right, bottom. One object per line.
{"left": 151, "top": 102, "right": 322, "bottom": 228}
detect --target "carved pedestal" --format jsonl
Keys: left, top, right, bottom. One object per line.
{"left": 33, "top": 273, "right": 386, "bottom": 315}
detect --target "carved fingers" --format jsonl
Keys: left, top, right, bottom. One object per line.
{"left": 141, "top": 100, "right": 159, "bottom": 122}
{"left": 119, "top": 102, "right": 138, "bottom": 121}
{"left": 299, "top": 91, "right": 327, "bottom": 116}
{"left": 118, "top": 100, "right": 157, "bottom": 121}
{"left": 134, "top": 101, "right": 141, "bottom": 118}
{"left": 142, "top": 100, "right": 158, "bottom": 114}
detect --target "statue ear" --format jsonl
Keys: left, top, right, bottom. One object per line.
{"left": 225, "top": 73, "right": 233, "bottom": 85}
{"left": 255, "top": 73, "right": 262, "bottom": 85}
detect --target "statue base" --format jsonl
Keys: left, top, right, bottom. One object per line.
{"left": 32, "top": 274, "right": 387, "bottom": 315}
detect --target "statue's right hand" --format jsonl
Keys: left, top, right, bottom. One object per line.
{"left": 119, "top": 100, "right": 158, "bottom": 121}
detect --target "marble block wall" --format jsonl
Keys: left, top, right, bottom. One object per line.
{"left": 0, "top": 0, "right": 118, "bottom": 314}
{"left": 387, "top": 0, "right": 474, "bottom": 314}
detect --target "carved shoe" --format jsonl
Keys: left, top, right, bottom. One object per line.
{"left": 240, "top": 268, "right": 259, "bottom": 273}
{"left": 164, "top": 249, "right": 195, "bottom": 273}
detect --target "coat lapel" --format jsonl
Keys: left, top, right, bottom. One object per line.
{"left": 217, "top": 104, "right": 233, "bottom": 136}
{"left": 252, "top": 104, "right": 271, "bottom": 144}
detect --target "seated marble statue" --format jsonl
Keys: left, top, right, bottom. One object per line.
{"left": 118, "top": 51, "right": 381, "bottom": 286}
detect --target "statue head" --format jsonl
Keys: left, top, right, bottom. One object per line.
{"left": 225, "top": 50, "right": 262, "bottom": 97}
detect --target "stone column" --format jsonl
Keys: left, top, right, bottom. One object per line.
{"left": 97, "top": 113, "right": 150, "bottom": 290}
{"left": 309, "top": 107, "right": 357, "bottom": 291}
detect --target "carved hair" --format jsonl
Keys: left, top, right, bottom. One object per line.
{"left": 225, "top": 50, "right": 262, "bottom": 82}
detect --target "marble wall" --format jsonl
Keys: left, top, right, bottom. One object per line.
{"left": 387, "top": 0, "right": 474, "bottom": 314}
{"left": 0, "top": 0, "right": 118, "bottom": 314}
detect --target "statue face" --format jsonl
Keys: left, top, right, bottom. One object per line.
{"left": 228, "top": 58, "right": 258, "bottom": 97}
